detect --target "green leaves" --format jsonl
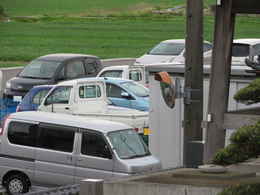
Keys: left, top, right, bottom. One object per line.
{"left": 234, "top": 78, "right": 260, "bottom": 105}
{"left": 212, "top": 121, "right": 260, "bottom": 165}
{"left": 218, "top": 183, "right": 260, "bottom": 195}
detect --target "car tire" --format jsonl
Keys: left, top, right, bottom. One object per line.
{"left": 5, "top": 174, "right": 30, "bottom": 194}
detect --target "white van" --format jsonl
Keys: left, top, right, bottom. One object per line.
{"left": 0, "top": 111, "right": 161, "bottom": 194}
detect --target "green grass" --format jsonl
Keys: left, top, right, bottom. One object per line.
{"left": 0, "top": 0, "right": 215, "bottom": 17}
{"left": 0, "top": 17, "right": 188, "bottom": 63}
{"left": 0, "top": 0, "right": 259, "bottom": 68}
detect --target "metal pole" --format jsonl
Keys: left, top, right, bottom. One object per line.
{"left": 183, "top": 0, "right": 203, "bottom": 167}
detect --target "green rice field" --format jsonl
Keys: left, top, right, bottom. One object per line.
{"left": 0, "top": 0, "right": 260, "bottom": 67}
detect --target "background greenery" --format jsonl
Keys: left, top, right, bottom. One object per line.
{"left": 1, "top": 0, "right": 214, "bottom": 16}
{"left": 0, "top": 0, "right": 260, "bottom": 67}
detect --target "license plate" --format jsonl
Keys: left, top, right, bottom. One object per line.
{"left": 143, "top": 128, "right": 150, "bottom": 135}
{"left": 13, "top": 96, "right": 22, "bottom": 102}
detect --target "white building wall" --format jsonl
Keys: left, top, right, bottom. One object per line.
{"left": 149, "top": 70, "right": 256, "bottom": 169}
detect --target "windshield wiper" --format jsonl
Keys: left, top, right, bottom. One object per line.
{"left": 123, "top": 153, "right": 150, "bottom": 159}
{"left": 120, "top": 134, "right": 137, "bottom": 156}
{"left": 19, "top": 76, "right": 37, "bottom": 79}
{"left": 20, "top": 76, "right": 49, "bottom": 79}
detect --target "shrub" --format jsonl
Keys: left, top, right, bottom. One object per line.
{"left": 218, "top": 183, "right": 260, "bottom": 195}
{"left": 212, "top": 144, "right": 249, "bottom": 165}
{"left": 234, "top": 78, "right": 260, "bottom": 105}
{"left": 212, "top": 121, "right": 260, "bottom": 165}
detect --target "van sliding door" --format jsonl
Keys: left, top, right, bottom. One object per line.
{"left": 34, "top": 123, "right": 77, "bottom": 186}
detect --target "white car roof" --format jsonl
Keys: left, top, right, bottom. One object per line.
{"left": 233, "top": 39, "right": 260, "bottom": 45}
{"left": 57, "top": 77, "right": 107, "bottom": 86}
{"left": 100, "top": 65, "right": 129, "bottom": 71}
{"left": 161, "top": 39, "right": 211, "bottom": 44}
{"left": 162, "top": 39, "right": 186, "bottom": 43}
{"left": 9, "top": 111, "right": 131, "bottom": 133}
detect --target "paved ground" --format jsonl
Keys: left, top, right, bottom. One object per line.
{"left": 0, "top": 185, "right": 48, "bottom": 194}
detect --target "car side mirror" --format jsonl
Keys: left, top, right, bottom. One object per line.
{"left": 121, "top": 92, "right": 131, "bottom": 99}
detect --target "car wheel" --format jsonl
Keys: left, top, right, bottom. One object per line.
{"left": 5, "top": 174, "right": 29, "bottom": 194}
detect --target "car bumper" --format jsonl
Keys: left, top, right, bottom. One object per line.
{"left": 4, "top": 88, "right": 28, "bottom": 99}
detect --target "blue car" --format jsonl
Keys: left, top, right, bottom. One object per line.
{"left": 16, "top": 85, "right": 53, "bottom": 112}
{"left": 104, "top": 78, "right": 149, "bottom": 111}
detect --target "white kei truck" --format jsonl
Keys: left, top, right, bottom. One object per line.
{"left": 38, "top": 77, "right": 149, "bottom": 136}
{"left": 97, "top": 64, "right": 148, "bottom": 86}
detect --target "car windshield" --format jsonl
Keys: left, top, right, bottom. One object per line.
{"left": 148, "top": 42, "right": 185, "bottom": 55}
{"left": 121, "top": 81, "right": 149, "bottom": 97}
{"left": 107, "top": 129, "right": 150, "bottom": 159}
{"left": 19, "top": 60, "right": 61, "bottom": 79}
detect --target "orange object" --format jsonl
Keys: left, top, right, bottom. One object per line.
{"left": 154, "top": 72, "right": 172, "bottom": 85}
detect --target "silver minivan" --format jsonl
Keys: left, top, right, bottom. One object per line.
{"left": 0, "top": 111, "right": 161, "bottom": 194}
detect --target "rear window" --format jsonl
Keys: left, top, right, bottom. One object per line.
{"left": 8, "top": 122, "right": 38, "bottom": 147}
{"left": 79, "top": 85, "right": 101, "bottom": 98}
{"left": 129, "top": 70, "right": 142, "bottom": 81}
{"left": 232, "top": 43, "right": 250, "bottom": 57}
{"left": 148, "top": 42, "right": 185, "bottom": 55}
{"left": 99, "top": 70, "right": 123, "bottom": 78}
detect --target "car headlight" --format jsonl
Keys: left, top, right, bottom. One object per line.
{"left": 5, "top": 81, "right": 11, "bottom": 89}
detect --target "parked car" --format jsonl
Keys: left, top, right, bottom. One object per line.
{"left": 0, "top": 111, "right": 161, "bottom": 194}
{"left": 16, "top": 85, "right": 53, "bottom": 112}
{"left": 4, "top": 53, "right": 102, "bottom": 100}
{"left": 134, "top": 39, "right": 212, "bottom": 65}
{"left": 105, "top": 78, "right": 149, "bottom": 111}
{"left": 189, "top": 38, "right": 260, "bottom": 65}
{"left": 38, "top": 77, "right": 149, "bottom": 134}
{"left": 231, "top": 39, "right": 260, "bottom": 65}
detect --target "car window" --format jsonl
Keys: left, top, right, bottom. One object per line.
{"left": 100, "top": 70, "right": 123, "bottom": 78}
{"left": 66, "top": 60, "right": 85, "bottom": 79}
{"left": 148, "top": 42, "right": 185, "bottom": 55}
{"left": 32, "top": 89, "right": 51, "bottom": 105}
{"left": 203, "top": 43, "right": 212, "bottom": 52}
{"left": 45, "top": 86, "right": 72, "bottom": 105}
{"left": 129, "top": 70, "right": 142, "bottom": 81}
{"left": 232, "top": 43, "right": 250, "bottom": 57}
{"left": 252, "top": 44, "right": 260, "bottom": 55}
{"left": 85, "top": 59, "right": 99, "bottom": 76}
{"left": 106, "top": 83, "right": 125, "bottom": 98}
{"left": 8, "top": 122, "right": 38, "bottom": 147}
{"left": 38, "top": 125, "right": 75, "bottom": 152}
{"left": 121, "top": 81, "right": 149, "bottom": 97}
{"left": 81, "top": 131, "right": 111, "bottom": 159}
{"left": 79, "top": 85, "right": 101, "bottom": 98}
{"left": 19, "top": 60, "right": 61, "bottom": 79}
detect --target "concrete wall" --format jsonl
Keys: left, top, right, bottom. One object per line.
{"left": 104, "top": 181, "right": 223, "bottom": 195}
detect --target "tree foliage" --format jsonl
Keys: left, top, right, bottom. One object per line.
{"left": 234, "top": 78, "right": 260, "bottom": 105}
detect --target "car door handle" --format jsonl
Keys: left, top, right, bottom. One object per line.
{"left": 77, "top": 158, "right": 83, "bottom": 162}
{"left": 65, "top": 107, "right": 70, "bottom": 110}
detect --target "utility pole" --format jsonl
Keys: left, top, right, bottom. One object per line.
{"left": 183, "top": 0, "right": 203, "bottom": 167}
{"left": 203, "top": 0, "right": 235, "bottom": 163}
